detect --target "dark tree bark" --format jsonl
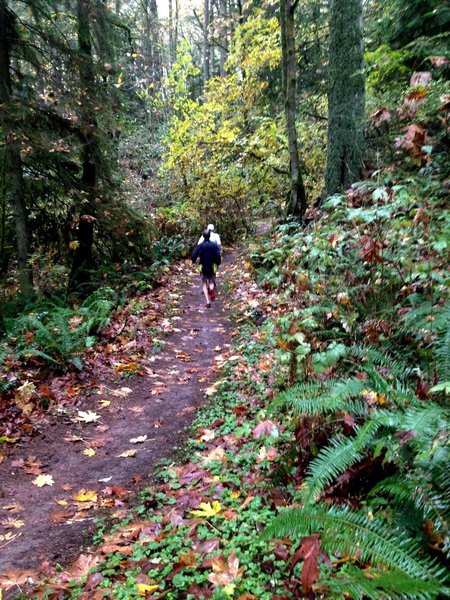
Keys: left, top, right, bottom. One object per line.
{"left": 324, "top": 0, "right": 365, "bottom": 196}
{"left": 203, "top": 0, "right": 211, "bottom": 83}
{"left": 68, "top": 0, "right": 100, "bottom": 294}
{"left": 218, "top": 0, "right": 228, "bottom": 76}
{"left": 280, "top": 0, "right": 307, "bottom": 220}
{"left": 149, "top": 0, "right": 163, "bottom": 88}
{"left": 0, "top": 0, "right": 33, "bottom": 299}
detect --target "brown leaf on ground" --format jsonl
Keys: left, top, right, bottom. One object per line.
{"left": 252, "top": 420, "right": 279, "bottom": 439}
{"left": 0, "top": 569, "right": 36, "bottom": 590}
{"left": 290, "top": 534, "right": 320, "bottom": 593}
{"left": 207, "top": 551, "right": 244, "bottom": 587}
{"left": 59, "top": 554, "right": 99, "bottom": 583}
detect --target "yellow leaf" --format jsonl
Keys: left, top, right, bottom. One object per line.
{"left": 98, "top": 400, "right": 111, "bottom": 408}
{"left": 83, "top": 448, "right": 96, "bottom": 457}
{"left": 54, "top": 499, "right": 68, "bottom": 506}
{"left": 118, "top": 449, "right": 137, "bottom": 458}
{"left": 136, "top": 583, "right": 159, "bottom": 596}
{"left": 69, "top": 240, "right": 80, "bottom": 250}
{"left": 32, "top": 474, "right": 54, "bottom": 487}
{"left": 191, "top": 501, "right": 221, "bottom": 518}
{"left": 73, "top": 489, "right": 97, "bottom": 502}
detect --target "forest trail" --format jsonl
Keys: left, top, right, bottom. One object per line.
{"left": 0, "top": 253, "right": 234, "bottom": 578}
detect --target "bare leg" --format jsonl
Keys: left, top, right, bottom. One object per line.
{"left": 202, "top": 281, "right": 210, "bottom": 305}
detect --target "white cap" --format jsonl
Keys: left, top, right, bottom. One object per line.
{"left": 207, "top": 224, "right": 215, "bottom": 231}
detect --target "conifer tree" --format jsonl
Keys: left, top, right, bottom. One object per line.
{"left": 324, "top": 0, "right": 365, "bottom": 196}
{"left": 0, "top": 0, "right": 33, "bottom": 299}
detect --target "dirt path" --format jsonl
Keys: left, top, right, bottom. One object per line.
{"left": 0, "top": 254, "right": 233, "bottom": 578}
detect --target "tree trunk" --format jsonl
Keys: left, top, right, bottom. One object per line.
{"left": 324, "top": 0, "right": 365, "bottom": 196}
{"left": 0, "top": 0, "right": 33, "bottom": 299}
{"left": 280, "top": 0, "right": 307, "bottom": 220}
{"left": 203, "top": 0, "right": 210, "bottom": 83}
{"left": 149, "top": 0, "right": 162, "bottom": 88}
{"left": 69, "top": 0, "right": 99, "bottom": 294}
{"left": 218, "top": 0, "right": 228, "bottom": 76}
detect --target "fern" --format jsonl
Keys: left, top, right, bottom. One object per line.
{"left": 371, "top": 460, "right": 450, "bottom": 558}
{"left": 435, "top": 317, "right": 450, "bottom": 382}
{"left": 319, "top": 565, "right": 445, "bottom": 599}
{"left": 263, "top": 504, "right": 447, "bottom": 584}
{"left": 348, "top": 345, "right": 414, "bottom": 381}
{"left": 302, "top": 419, "right": 385, "bottom": 503}
{"left": 274, "top": 378, "right": 367, "bottom": 416}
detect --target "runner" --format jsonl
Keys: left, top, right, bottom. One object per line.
{"left": 192, "top": 229, "right": 221, "bottom": 308}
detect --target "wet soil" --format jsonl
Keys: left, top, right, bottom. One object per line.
{"left": 0, "top": 255, "right": 233, "bottom": 579}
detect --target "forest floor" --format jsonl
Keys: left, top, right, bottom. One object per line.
{"left": 0, "top": 252, "right": 235, "bottom": 587}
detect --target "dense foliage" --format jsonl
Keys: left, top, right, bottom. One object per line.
{"left": 1, "top": 0, "right": 449, "bottom": 598}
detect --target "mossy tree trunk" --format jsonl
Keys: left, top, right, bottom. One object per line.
{"left": 280, "top": 0, "right": 307, "bottom": 221}
{"left": 324, "top": 0, "right": 365, "bottom": 196}
{"left": 0, "top": 0, "right": 33, "bottom": 299}
{"left": 68, "top": 0, "right": 99, "bottom": 294}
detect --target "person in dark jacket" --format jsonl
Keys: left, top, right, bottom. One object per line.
{"left": 192, "top": 229, "right": 221, "bottom": 308}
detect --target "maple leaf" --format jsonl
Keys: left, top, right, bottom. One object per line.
{"left": 198, "top": 428, "right": 215, "bottom": 441}
{"left": 0, "top": 569, "right": 36, "bottom": 590}
{"left": 83, "top": 448, "right": 96, "bottom": 457}
{"left": 60, "top": 554, "right": 98, "bottom": 582}
{"left": 199, "top": 447, "right": 226, "bottom": 464}
{"left": 252, "top": 420, "right": 279, "bottom": 439}
{"left": 191, "top": 501, "right": 221, "bottom": 518}
{"left": 290, "top": 534, "right": 321, "bottom": 593}
{"left": 73, "top": 489, "right": 97, "bottom": 502}
{"left": 32, "top": 474, "right": 54, "bottom": 487}
{"left": 207, "top": 551, "right": 244, "bottom": 587}
{"left": 75, "top": 410, "right": 101, "bottom": 423}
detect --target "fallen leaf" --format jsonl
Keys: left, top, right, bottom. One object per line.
{"left": 98, "top": 400, "right": 111, "bottom": 408}
{"left": 0, "top": 569, "right": 36, "bottom": 589}
{"left": 208, "top": 551, "right": 244, "bottom": 587}
{"left": 191, "top": 501, "right": 221, "bottom": 518}
{"left": 75, "top": 410, "right": 101, "bottom": 423}
{"left": 252, "top": 420, "right": 279, "bottom": 439}
{"left": 118, "top": 449, "right": 137, "bottom": 458}
{"left": 54, "top": 499, "right": 68, "bottom": 506}
{"left": 136, "top": 583, "right": 159, "bottom": 596}
{"left": 73, "top": 489, "right": 98, "bottom": 502}
{"left": 32, "top": 474, "right": 54, "bottom": 487}
{"left": 199, "top": 447, "right": 226, "bottom": 464}
{"left": 110, "top": 387, "right": 132, "bottom": 397}
{"left": 290, "top": 534, "right": 320, "bottom": 593}
{"left": 83, "top": 448, "right": 96, "bottom": 457}
{"left": 129, "top": 435, "right": 147, "bottom": 444}
{"left": 2, "top": 502, "right": 24, "bottom": 513}
{"left": 0, "top": 532, "right": 19, "bottom": 543}
{"left": 0, "top": 517, "right": 25, "bottom": 529}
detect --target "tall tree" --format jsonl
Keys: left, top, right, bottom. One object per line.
{"left": 324, "top": 0, "right": 365, "bottom": 196}
{"left": 0, "top": 0, "right": 33, "bottom": 299}
{"left": 218, "top": 0, "right": 228, "bottom": 76}
{"left": 203, "top": 0, "right": 211, "bottom": 83}
{"left": 280, "top": 0, "right": 307, "bottom": 219}
{"left": 68, "top": 0, "right": 101, "bottom": 293}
